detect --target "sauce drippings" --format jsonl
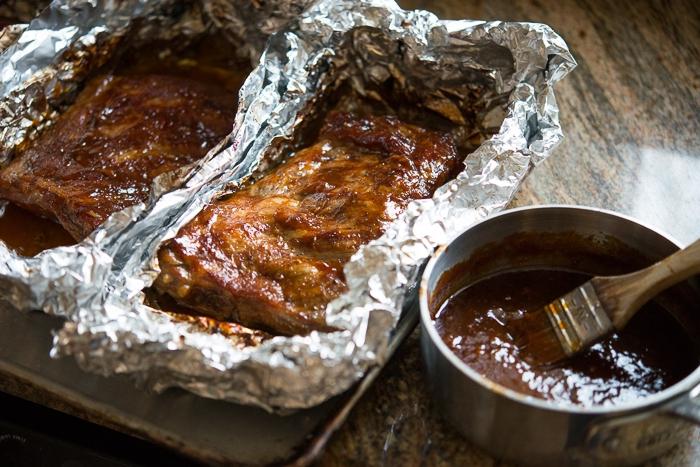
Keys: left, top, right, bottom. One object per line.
{"left": 0, "top": 203, "right": 75, "bottom": 256}
{"left": 434, "top": 269, "right": 699, "bottom": 407}
{"left": 145, "top": 289, "right": 271, "bottom": 347}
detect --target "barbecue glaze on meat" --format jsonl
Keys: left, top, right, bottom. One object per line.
{"left": 155, "top": 112, "right": 462, "bottom": 335}
{"left": 0, "top": 59, "right": 240, "bottom": 240}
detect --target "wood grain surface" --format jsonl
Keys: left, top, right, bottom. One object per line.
{"left": 320, "top": 0, "right": 700, "bottom": 465}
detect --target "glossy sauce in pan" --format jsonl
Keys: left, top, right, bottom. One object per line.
{"left": 433, "top": 268, "right": 699, "bottom": 406}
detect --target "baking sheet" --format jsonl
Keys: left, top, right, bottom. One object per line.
{"left": 0, "top": 298, "right": 418, "bottom": 465}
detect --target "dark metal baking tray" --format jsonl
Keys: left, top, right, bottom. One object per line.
{"left": 0, "top": 295, "right": 418, "bottom": 465}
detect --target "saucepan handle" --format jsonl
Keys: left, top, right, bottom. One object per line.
{"left": 581, "top": 387, "right": 700, "bottom": 463}
{"left": 664, "top": 383, "right": 700, "bottom": 425}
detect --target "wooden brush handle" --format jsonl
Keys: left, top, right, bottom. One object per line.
{"left": 591, "top": 238, "right": 700, "bottom": 329}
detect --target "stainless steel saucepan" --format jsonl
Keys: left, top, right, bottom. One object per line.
{"left": 419, "top": 205, "right": 700, "bottom": 466}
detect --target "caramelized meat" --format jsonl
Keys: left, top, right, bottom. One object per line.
{"left": 0, "top": 70, "right": 237, "bottom": 240}
{"left": 155, "top": 112, "right": 462, "bottom": 335}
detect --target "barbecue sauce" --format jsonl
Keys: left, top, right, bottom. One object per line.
{"left": 0, "top": 203, "right": 75, "bottom": 256}
{"left": 434, "top": 268, "right": 699, "bottom": 407}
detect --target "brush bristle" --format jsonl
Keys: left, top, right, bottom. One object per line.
{"left": 510, "top": 305, "right": 570, "bottom": 365}
{"left": 510, "top": 282, "right": 614, "bottom": 365}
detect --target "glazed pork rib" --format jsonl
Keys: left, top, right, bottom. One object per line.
{"left": 155, "top": 111, "right": 462, "bottom": 335}
{"left": 0, "top": 63, "right": 238, "bottom": 240}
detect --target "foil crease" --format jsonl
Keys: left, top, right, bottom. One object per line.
{"left": 0, "top": 0, "right": 313, "bottom": 313}
{"left": 14, "top": 0, "right": 573, "bottom": 411}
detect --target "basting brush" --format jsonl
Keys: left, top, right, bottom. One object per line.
{"left": 512, "top": 237, "right": 700, "bottom": 365}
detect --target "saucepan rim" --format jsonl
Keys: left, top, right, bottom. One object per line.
{"left": 419, "top": 204, "right": 700, "bottom": 416}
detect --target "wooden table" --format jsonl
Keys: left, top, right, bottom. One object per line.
{"left": 320, "top": 0, "right": 700, "bottom": 465}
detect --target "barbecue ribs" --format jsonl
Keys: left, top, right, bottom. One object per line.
{"left": 155, "top": 111, "right": 462, "bottom": 335}
{"left": 0, "top": 62, "right": 239, "bottom": 240}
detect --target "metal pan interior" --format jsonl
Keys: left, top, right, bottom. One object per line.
{"left": 419, "top": 205, "right": 700, "bottom": 415}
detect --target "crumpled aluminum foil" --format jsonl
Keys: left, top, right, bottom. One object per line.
{"left": 3, "top": 0, "right": 575, "bottom": 411}
{"left": 0, "top": 0, "right": 313, "bottom": 313}
{"left": 0, "top": 24, "right": 27, "bottom": 51}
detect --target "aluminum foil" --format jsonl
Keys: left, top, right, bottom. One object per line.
{"left": 48, "top": 0, "right": 576, "bottom": 411}
{"left": 0, "top": 0, "right": 313, "bottom": 313}
{"left": 0, "top": 25, "right": 27, "bottom": 68}
{"left": 3, "top": 0, "right": 575, "bottom": 411}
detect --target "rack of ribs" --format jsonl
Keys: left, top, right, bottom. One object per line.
{"left": 0, "top": 60, "right": 240, "bottom": 240}
{"left": 155, "top": 111, "right": 462, "bottom": 335}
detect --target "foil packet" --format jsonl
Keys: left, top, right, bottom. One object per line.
{"left": 49, "top": 0, "right": 575, "bottom": 411}
{"left": 1, "top": 0, "right": 575, "bottom": 411}
{"left": 0, "top": 0, "right": 313, "bottom": 313}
